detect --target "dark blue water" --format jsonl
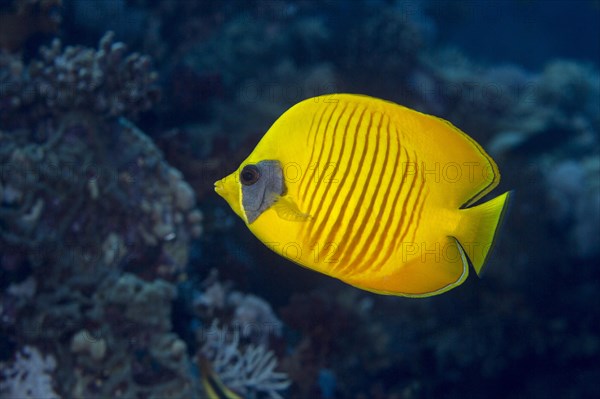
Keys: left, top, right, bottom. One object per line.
{"left": 430, "top": 0, "right": 600, "bottom": 69}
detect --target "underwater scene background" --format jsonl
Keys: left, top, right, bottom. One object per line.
{"left": 0, "top": 0, "right": 599, "bottom": 398}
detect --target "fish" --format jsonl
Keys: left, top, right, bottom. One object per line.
{"left": 198, "top": 355, "right": 243, "bottom": 399}
{"left": 215, "top": 94, "right": 511, "bottom": 297}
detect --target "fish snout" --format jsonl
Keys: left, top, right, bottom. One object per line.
{"left": 214, "top": 173, "right": 245, "bottom": 220}
{"left": 214, "top": 175, "right": 235, "bottom": 203}
{"left": 214, "top": 179, "right": 224, "bottom": 195}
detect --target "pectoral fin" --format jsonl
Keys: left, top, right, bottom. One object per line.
{"left": 273, "top": 197, "right": 311, "bottom": 222}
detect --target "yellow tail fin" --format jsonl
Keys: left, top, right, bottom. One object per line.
{"left": 454, "top": 191, "right": 512, "bottom": 276}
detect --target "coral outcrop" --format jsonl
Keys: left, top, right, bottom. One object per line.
{"left": 0, "top": 31, "right": 201, "bottom": 398}
{"left": 0, "top": 346, "right": 60, "bottom": 399}
{"left": 0, "top": 31, "right": 160, "bottom": 130}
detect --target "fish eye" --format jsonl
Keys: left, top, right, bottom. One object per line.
{"left": 240, "top": 165, "right": 260, "bottom": 186}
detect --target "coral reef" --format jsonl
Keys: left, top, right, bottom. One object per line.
{"left": 0, "top": 31, "right": 160, "bottom": 130}
{"left": 66, "top": 272, "right": 196, "bottom": 398}
{"left": 416, "top": 51, "right": 534, "bottom": 140}
{"left": 0, "top": 117, "right": 203, "bottom": 396}
{"left": 544, "top": 157, "right": 600, "bottom": 259}
{"left": 337, "top": 2, "right": 429, "bottom": 94}
{"left": 0, "top": 345, "right": 60, "bottom": 399}
{"left": 0, "top": 31, "right": 202, "bottom": 398}
{"left": 0, "top": 115, "right": 201, "bottom": 280}
{"left": 490, "top": 60, "right": 600, "bottom": 155}
{"left": 0, "top": 114, "right": 203, "bottom": 395}
{"left": 280, "top": 289, "right": 395, "bottom": 398}
{"left": 190, "top": 272, "right": 290, "bottom": 396}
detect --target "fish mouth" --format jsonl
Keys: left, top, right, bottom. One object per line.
{"left": 214, "top": 180, "right": 224, "bottom": 195}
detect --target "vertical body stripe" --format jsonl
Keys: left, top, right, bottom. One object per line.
{"left": 398, "top": 151, "right": 426, "bottom": 245}
{"left": 301, "top": 103, "right": 340, "bottom": 215}
{"left": 382, "top": 149, "right": 420, "bottom": 264}
{"left": 350, "top": 114, "right": 393, "bottom": 273}
{"left": 336, "top": 112, "right": 384, "bottom": 273}
{"left": 325, "top": 110, "right": 375, "bottom": 274}
{"left": 305, "top": 106, "right": 365, "bottom": 247}
{"left": 309, "top": 103, "right": 349, "bottom": 218}
{"left": 305, "top": 110, "right": 318, "bottom": 146}
{"left": 298, "top": 104, "right": 332, "bottom": 199}
{"left": 369, "top": 143, "right": 410, "bottom": 273}
{"left": 363, "top": 119, "right": 403, "bottom": 272}
{"left": 410, "top": 187, "right": 428, "bottom": 243}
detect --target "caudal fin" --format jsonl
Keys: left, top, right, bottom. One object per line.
{"left": 454, "top": 191, "right": 512, "bottom": 276}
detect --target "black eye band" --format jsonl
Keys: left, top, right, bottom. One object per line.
{"left": 240, "top": 164, "right": 261, "bottom": 186}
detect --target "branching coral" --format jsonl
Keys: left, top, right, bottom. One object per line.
{"left": 188, "top": 271, "right": 290, "bottom": 398}
{"left": 199, "top": 320, "right": 290, "bottom": 399}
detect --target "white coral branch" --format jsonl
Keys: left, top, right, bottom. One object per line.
{"left": 201, "top": 320, "right": 290, "bottom": 399}
{"left": 0, "top": 346, "right": 61, "bottom": 399}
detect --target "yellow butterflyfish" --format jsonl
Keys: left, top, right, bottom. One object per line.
{"left": 215, "top": 94, "right": 511, "bottom": 297}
